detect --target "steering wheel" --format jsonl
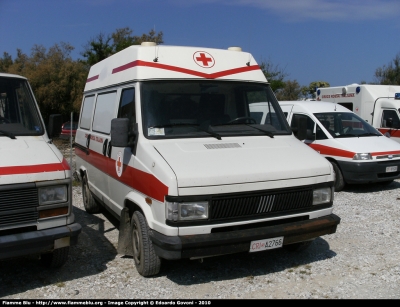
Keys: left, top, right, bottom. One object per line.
{"left": 228, "top": 117, "right": 257, "bottom": 124}
{"left": 0, "top": 116, "right": 10, "bottom": 124}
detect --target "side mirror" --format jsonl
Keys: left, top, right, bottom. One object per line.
{"left": 111, "top": 118, "right": 129, "bottom": 147}
{"left": 293, "top": 116, "right": 308, "bottom": 140}
{"left": 111, "top": 118, "right": 139, "bottom": 155}
{"left": 48, "top": 114, "right": 62, "bottom": 138}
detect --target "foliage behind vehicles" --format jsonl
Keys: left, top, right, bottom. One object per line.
{"left": 0, "top": 28, "right": 163, "bottom": 124}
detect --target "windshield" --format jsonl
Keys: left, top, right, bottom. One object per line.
{"left": 314, "top": 112, "right": 381, "bottom": 138}
{"left": 0, "top": 76, "right": 44, "bottom": 137}
{"left": 141, "top": 81, "right": 291, "bottom": 139}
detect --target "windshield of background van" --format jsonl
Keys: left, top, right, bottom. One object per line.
{"left": 141, "top": 81, "right": 291, "bottom": 139}
{"left": 0, "top": 77, "right": 44, "bottom": 136}
{"left": 314, "top": 112, "right": 381, "bottom": 138}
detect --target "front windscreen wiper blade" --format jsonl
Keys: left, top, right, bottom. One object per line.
{"left": 0, "top": 130, "right": 16, "bottom": 139}
{"left": 358, "top": 132, "right": 382, "bottom": 137}
{"left": 246, "top": 124, "right": 274, "bottom": 138}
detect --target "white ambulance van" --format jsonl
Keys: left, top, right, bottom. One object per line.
{"left": 275, "top": 101, "right": 400, "bottom": 192}
{"left": 316, "top": 84, "right": 400, "bottom": 143}
{"left": 75, "top": 42, "right": 340, "bottom": 277}
{"left": 0, "top": 73, "right": 81, "bottom": 267}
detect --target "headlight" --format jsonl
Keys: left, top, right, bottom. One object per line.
{"left": 313, "top": 187, "right": 332, "bottom": 205}
{"left": 39, "top": 185, "right": 68, "bottom": 205}
{"left": 166, "top": 201, "right": 209, "bottom": 221}
{"left": 353, "top": 153, "right": 372, "bottom": 160}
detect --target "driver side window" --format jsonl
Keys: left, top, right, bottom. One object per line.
{"left": 381, "top": 109, "right": 400, "bottom": 128}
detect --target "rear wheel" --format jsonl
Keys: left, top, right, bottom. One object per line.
{"left": 82, "top": 175, "right": 101, "bottom": 213}
{"left": 131, "top": 211, "right": 161, "bottom": 277}
{"left": 331, "top": 161, "right": 345, "bottom": 192}
{"left": 40, "top": 247, "right": 69, "bottom": 268}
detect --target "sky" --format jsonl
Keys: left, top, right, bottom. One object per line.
{"left": 1, "top": 0, "right": 400, "bottom": 87}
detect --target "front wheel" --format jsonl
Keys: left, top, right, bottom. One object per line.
{"left": 131, "top": 211, "right": 161, "bottom": 277}
{"left": 40, "top": 247, "right": 69, "bottom": 268}
{"left": 82, "top": 175, "right": 101, "bottom": 213}
{"left": 331, "top": 161, "right": 345, "bottom": 192}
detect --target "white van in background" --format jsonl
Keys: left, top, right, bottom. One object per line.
{"left": 0, "top": 73, "right": 81, "bottom": 267}
{"left": 274, "top": 100, "right": 400, "bottom": 191}
{"left": 75, "top": 42, "right": 340, "bottom": 277}
{"left": 316, "top": 84, "right": 400, "bottom": 143}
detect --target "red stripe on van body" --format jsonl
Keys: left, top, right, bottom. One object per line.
{"left": 308, "top": 144, "right": 355, "bottom": 158}
{"left": 86, "top": 75, "right": 99, "bottom": 83}
{"left": 75, "top": 147, "right": 168, "bottom": 202}
{"left": 111, "top": 60, "right": 260, "bottom": 79}
{"left": 0, "top": 159, "right": 69, "bottom": 175}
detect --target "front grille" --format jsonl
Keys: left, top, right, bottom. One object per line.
{"left": 210, "top": 188, "right": 313, "bottom": 220}
{"left": 376, "top": 155, "right": 400, "bottom": 160}
{"left": 0, "top": 186, "right": 39, "bottom": 227}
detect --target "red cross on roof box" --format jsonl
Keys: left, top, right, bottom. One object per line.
{"left": 193, "top": 51, "right": 215, "bottom": 68}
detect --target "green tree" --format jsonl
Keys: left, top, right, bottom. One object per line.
{"left": 375, "top": 53, "right": 400, "bottom": 85}
{"left": 81, "top": 32, "right": 113, "bottom": 66}
{"left": 0, "top": 52, "right": 13, "bottom": 72}
{"left": 82, "top": 28, "right": 164, "bottom": 66}
{"left": 275, "top": 80, "right": 303, "bottom": 101}
{"left": 307, "top": 81, "right": 331, "bottom": 98}
{"left": 5, "top": 43, "right": 87, "bottom": 123}
{"left": 259, "top": 59, "right": 287, "bottom": 92}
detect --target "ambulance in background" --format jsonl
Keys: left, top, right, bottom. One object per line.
{"left": 316, "top": 84, "right": 400, "bottom": 143}
{"left": 75, "top": 42, "right": 340, "bottom": 277}
{"left": 0, "top": 73, "right": 81, "bottom": 267}
{"left": 274, "top": 101, "right": 400, "bottom": 192}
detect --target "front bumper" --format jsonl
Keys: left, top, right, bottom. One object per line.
{"left": 0, "top": 223, "right": 82, "bottom": 260}
{"left": 337, "top": 160, "right": 400, "bottom": 184}
{"left": 149, "top": 214, "right": 340, "bottom": 260}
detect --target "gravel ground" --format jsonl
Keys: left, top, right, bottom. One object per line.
{"left": 1, "top": 139, "right": 400, "bottom": 299}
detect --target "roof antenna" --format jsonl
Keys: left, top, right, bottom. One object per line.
{"left": 246, "top": 53, "right": 251, "bottom": 66}
{"left": 153, "top": 24, "right": 159, "bottom": 62}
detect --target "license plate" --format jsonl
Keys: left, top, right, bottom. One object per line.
{"left": 249, "top": 236, "right": 283, "bottom": 252}
{"left": 386, "top": 166, "right": 398, "bottom": 172}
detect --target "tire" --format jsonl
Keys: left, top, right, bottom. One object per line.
{"left": 331, "top": 161, "right": 345, "bottom": 192}
{"left": 283, "top": 240, "right": 313, "bottom": 252}
{"left": 131, "top": 211, "right": 161, "bottom": 277}
{"left": 82, "top": 175, "right": 101, "bottom": 213}
{"left": 40, "top": 246, "right": 69, "bottom": 268}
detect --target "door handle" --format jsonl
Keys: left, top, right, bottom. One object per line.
{"left": 107, "top": 141, "right": 112, "bottom": 157}
{"left": 102, "top": 139, "right": 109, "bottom": 156}
{"left": 86, "top": 134, "right": 91, "bottom": 148}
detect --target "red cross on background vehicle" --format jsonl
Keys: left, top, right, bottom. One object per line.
{"left": 115, "top": 152, "right": 123, "bottom": 177}
{"left": 193, "top": 51, "right": 215, "bottom": 68}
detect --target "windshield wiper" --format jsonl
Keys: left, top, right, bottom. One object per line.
{"left": 246, "top": 124, "right": 274, "bottom": 138}
{"left": 0, "top": 130, "right": 16, "bottom": 139}
{"left": 151, "top": 123, "right": 221, "bottom": 140}
{"left": 358, "top": 132, "right": 381, "bottom": 137}
{"left": 212, "top": 123, "right": 274, "bottom": 138}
